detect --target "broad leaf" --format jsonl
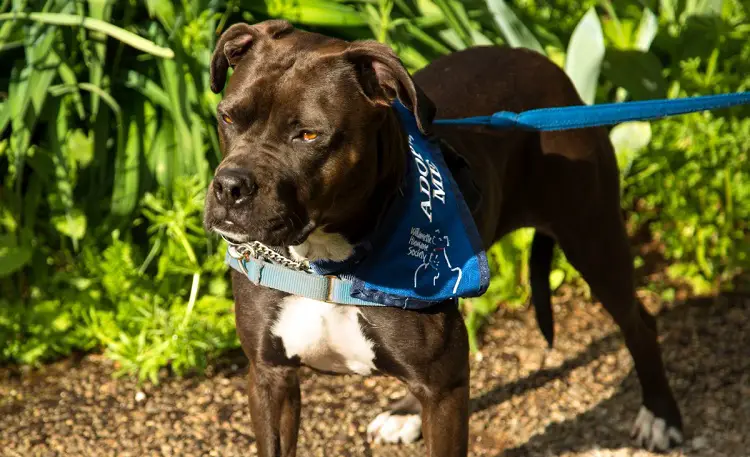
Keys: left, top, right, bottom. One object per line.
{"left": 0, "top": 235, "right": 32, "bottom": 277}
{"left": 565, "top": 8, "right": 605, "bottom": 105}
{"left": 52, "top": 210, "right": 88, "bottom": 241}
{"left": 635, "top": 8, "right": 658, "bottom": 52}
{"left": 610, "top": 121, "right": 652, "bottom": 178}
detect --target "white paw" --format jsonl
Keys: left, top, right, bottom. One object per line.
{"left": 366, "top": 411, "right": 422, "bottom": 444}
{"left": 631, "top": 406, "right": 684, "bottom": 451}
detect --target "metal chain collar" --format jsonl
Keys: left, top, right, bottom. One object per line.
{"left": 223, "top": 235, "right": 312, "bottom": 273}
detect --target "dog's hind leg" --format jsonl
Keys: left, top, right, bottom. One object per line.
{"left": 367, "top": 392, "right": 423, "bottom": 444}
{"left": 247, "top": 362, "right": 301, "bottom": 457}
{"left": 530, "top": 231, "right": 556, "bottom": 347}
{"left": 555, "top": 210, "right": 683, "bottom": 451}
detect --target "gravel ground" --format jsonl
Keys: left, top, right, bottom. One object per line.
{"left": 1, "top": 290, "right": 748, "bottom": 457}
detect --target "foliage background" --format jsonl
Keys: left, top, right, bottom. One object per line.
{"left": 1, "top": 0, "right": 747, "bottom": 381}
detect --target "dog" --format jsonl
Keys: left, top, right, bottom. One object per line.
{"left": 203, "top": 19, "right": 683, "bottom": 456}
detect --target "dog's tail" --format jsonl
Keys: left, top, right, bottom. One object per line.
{"left": 529, "top": 232, "right": 556, "bottom": 348}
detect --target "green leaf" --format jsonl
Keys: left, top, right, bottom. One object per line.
{"left": 485, "top": 0, "right": 545, "bottom": 54}
{"left": 145, "top": 0, "right": 176, "bottom": 30}
{"left": 660, "top": 0, "right": 678, "bottom": 22}
{"left": 610, "top": 121, "right": 652, "bottom": 178}
{"left": 52, "top": 312, "right": 73, "bottom": 332}
{"left": 148, "top": 116, "right": 175, "bottom": 189}
{"left": 0, "top": 235, "right": 32, "bottom": 277}
{"left": 549, "top": 269, "right": 565, "bottom": 291}
{"left": 0, "top": 12, "right": 175, "bottom": 58}
{"left": 19, "top": 344, "right": 48, "bottom": 365}
{"left": 635, "top": 8, "right": 658, "bottom": 52}
{"left": 432, "top": 0, "right": 473, "bottom": 47}
{"left": 9, "top": 27, "right": 59, "bottom": 171}
{"left": 56, "top": 58, "right": 87, "bottom": 120}
{"left": 111, "top": 115, "right": 141, "bottom": 216}
{"left": 402, "top": 22, "right": 452, "bottom": 55}
{"left": 52, "top": 209, "right": 87, "bottom": 240}
{"left": 416, "top": 0, "right": 442, "bottom": 17}
{"left": 564, "top": 8, "right": 605, "bottom": 105}
{"left": 0, "top": 98, "right": 8, "bottom": 135}
{"left": 66, "top": 129, "right": 94, "bottom": 167}
{"left": 686, "top": 0, "right": 723, "bottom": 17}
{"left": 125, "top": 71, "right": 171, "bottom": 111}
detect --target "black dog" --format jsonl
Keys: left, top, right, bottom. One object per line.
{"left": 203, "top": 19, "right": 683, "bottom": 456}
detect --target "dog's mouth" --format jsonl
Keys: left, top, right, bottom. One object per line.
{"left": 211, "top": 221, "right": 250, "bottom": 244}
{"left": 209, "top": 218, "right": 316, "bottom": 248}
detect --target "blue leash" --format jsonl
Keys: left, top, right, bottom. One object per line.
{"left": 433, "top": 92, "right": 750, "bottom": 131}
{"left": 227, "top": 90, "right": 750, "bottom": 307}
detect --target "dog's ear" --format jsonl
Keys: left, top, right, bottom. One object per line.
{"left": 346, "top": 41, "right": 435, "bottom": 135}
{"left": 210, "top": 20, "right": 293, "bottom": 93}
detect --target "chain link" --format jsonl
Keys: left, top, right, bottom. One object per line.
{"left": 223, "top": 235, "right": 312, "bottom": 273}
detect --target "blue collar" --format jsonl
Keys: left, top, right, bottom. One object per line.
{"left": 226, "top": 91, "right": 750, "bottom": 308}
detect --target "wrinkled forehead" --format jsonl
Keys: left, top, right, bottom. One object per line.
{"left": 222, "top": 30, "right": 355, "bottom": 116}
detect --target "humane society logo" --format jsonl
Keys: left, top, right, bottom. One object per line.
{"left": 407, "top": 136, "right": 463, "bottom": 295}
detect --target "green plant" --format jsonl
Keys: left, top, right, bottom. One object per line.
{"left": 0, "top": 176, "right": 237, "bottom": 382}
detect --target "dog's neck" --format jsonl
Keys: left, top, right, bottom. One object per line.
{"left": 291, "top": 109, "right": 409, "bottom": 262}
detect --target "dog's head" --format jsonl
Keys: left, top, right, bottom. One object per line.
{"left": 204, "top": 20, "right": 435, "bottom": 252}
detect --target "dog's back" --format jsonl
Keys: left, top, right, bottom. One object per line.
{"left": 414, "top": 46, "right": 618, "bottom": 247}
{"left": 414, "top": 46, "right": 583, "bottom": 120}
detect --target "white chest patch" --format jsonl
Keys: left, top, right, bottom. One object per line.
{"left": 289, "top": 229, "right": 354, "bottom": 262}
{"left": 271, "top": 296, "right": 377, "bottom": 375}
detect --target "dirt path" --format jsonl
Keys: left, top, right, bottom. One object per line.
{"left": 1, "top": 291, "right": 748, "bottom": 457}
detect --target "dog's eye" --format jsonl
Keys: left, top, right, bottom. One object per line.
{"left": 301, "top": 131, "right": 319, "bottom": 142}
{"left": 221, "top": 114, "right": 233, "bottom": 124}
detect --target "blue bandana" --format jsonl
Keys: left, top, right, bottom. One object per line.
{"left": 309, "top": 102, "right": 490, "bottom": 309}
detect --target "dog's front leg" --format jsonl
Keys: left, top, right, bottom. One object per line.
{"left": 414, "top": 382, "right": 470, "bottom": 457}
{"left": 247, "top": 361, "right": 301, "bottom": 457}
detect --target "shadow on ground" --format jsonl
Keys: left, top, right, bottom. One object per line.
{"left": 477, "top": 293, "right": 749, "bottom": 457}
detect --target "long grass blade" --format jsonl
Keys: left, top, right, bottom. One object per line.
{"left": 125, "top": 71, "right": 172, "bottom": 111}
{"left": 0, "top": 12, "right": 175, "bottom": 58}
{"left": 9, "top": 25, "right": 59, "bottom": 193}
{"left": 485, "top": 0, "right": 545, "bottom": 54}
{"left": 86, "top": 0, "right": 111, "bottom": 117}
{"left": 55, "top": 58, "right": 86, "bottom": 120}
{"left": 431, "top": 0, "right": 473, "bottom": 47}
{"left": 111, "top": 114, "right": 141, "bottom": 216}
{"left": 50, "top": 82, "right": 125, "bottom": 215}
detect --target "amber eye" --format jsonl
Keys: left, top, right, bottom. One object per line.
{"left": 221, "top": 114, "right": 233, "bottom": 124}
{"left": 301, "top": 131, "right": 318, "bottom": 142}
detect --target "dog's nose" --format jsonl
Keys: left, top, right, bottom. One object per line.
{"left": 213, "top": 168, "right": 256, "bottom": 205}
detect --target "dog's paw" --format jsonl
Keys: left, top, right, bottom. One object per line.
{"left": 631, "top": 406, "right": 684, "bottom": 451}
{"left": 366, "top": 411, "right": 422, "bottom": 445}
